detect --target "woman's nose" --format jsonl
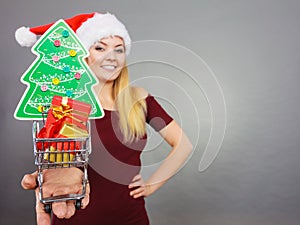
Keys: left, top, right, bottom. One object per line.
{"left": 105, "top": 49, "right": 116, "bottom": 61}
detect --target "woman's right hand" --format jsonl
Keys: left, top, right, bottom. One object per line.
{"left": 21, "top": 168, "right": 90, "bottom": 225}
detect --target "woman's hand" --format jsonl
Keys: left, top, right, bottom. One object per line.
{"left": 128, "top": 174, "right": 152, "bottom": 198}
{"left": 21, "top": 168, "right": 90, "bottom": 225}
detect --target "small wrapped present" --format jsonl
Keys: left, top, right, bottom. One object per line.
{"left": 51, "top": 96, "right": 91, "bottom": 122}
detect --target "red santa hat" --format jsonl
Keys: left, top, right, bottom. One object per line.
{"left": 15, "top": 12, "right": 132, "bottom": 54}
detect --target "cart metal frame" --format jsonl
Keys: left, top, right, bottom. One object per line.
{"left": 32, "top": 120, "right": 90, "bottom": 211}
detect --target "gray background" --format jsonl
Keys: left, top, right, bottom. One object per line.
{"left": 1, "top": 0, "right": 300, "bottom": 224}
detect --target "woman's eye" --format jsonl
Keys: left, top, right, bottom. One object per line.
{"left": 115, "top": 48, "right": 124, "bottom": 54}
{"left": 95, "top": 46, "right": 105, "bottom": 51}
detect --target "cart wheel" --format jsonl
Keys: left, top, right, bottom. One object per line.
{"left": 44, "top": 204, "right": 52, "bottom": 213}
{"left": 75, "top": 199, "right": 81, "bottom": 210}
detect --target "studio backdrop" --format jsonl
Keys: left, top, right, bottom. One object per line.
{"left": 1, "top": 0, "right": 300, "bottom": 225}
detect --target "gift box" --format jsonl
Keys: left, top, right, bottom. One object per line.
{"left": 36, "top": 96, "right": 91, "bottom": 164}
{"left": 51, "top": 96, "right": 91, "bottom": 122}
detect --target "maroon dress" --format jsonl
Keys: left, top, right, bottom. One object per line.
{"left": 52, "top": 95, "right": 173, "bottom": 225}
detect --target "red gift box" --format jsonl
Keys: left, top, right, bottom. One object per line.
{"left": 51, "top": 96, "right": 91, "bottom": 122}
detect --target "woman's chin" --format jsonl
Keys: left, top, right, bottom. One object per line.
{"left": 97, "top": 74, "right": 119, "bottom": 83}
{"left": 94, "top": 68, "right": 122, "bottom": 83}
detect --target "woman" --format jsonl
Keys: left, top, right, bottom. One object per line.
{"left": 18, "top": 12, "right": 193, "bottom": 225}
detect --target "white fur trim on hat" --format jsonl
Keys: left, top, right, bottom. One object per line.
{"left": 15, "top": 26, "right": 37, "bottom": 47}
{"left": 76, "top": 13, "right": 131, "bottom": 54}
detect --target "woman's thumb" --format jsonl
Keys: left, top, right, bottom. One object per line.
{"left": 21, "top": 171, "right": 38, "bottom": 190}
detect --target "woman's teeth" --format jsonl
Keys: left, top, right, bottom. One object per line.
{"left": 101, "top": 65, "right": 116, "bottom": 70}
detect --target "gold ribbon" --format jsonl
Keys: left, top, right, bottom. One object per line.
{"left": 51, "top": 96, "right": 89, "bottom": 122}
{"left": 51, "top": 97, "right": 72, "bottom": 119}
{"left": 51, "top": 105, "right": 73, "bottom": 120}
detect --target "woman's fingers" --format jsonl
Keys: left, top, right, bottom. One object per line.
{"left": 128, "top": 174, "right": 151, "bottom": 198}
{"left": 128, "top": 174, "right": 143, "bottom": 189}
{"left": 65, "top": 201, "right": 76, "bottom": 219}
{"left": 52, "top": 201, "right": 69, "bottom": 219}
{"left": 53, "top": 181, "right": 90, "bottom": 218}
{"left": 129, "top": 186, "right": 146, "bottom": 198}
{"left": 128, "top": 180, "right": 142, "bottom": 189}
{"left": 35, "top": 188, "right": 51, "bottom": 225}
{"left": 50, "top": 184, "right": 79, "bottom": 219}
{"left": 21, "top": 171, "right": 38, "bottom": 190}
{"left": 81, "top": 182, "right": 90, "bottom": 209}
{"left": 131, "top": 174, "right": 142, "bottom": 182}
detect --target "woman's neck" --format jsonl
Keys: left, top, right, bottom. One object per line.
{"left": 95, "top": 81, "right": 116, "bottom": 110}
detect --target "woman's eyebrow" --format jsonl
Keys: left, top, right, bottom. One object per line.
{"left": 97, "top": 41, "right": 124, "bottom": 48}
{"left": 98, "top": 41, "right": 108, "bottom": 46}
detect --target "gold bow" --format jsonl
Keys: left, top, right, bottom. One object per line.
{"left": 51, "top": 104, "right": 73, "bottom": 120}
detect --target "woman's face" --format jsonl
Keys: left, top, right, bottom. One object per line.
{"left": 86, "top": 36, "right": 126, "bottom": 83}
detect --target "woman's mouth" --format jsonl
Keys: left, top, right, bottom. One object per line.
{"left": 101, "top": 65, "right": 117, "bottom": 71}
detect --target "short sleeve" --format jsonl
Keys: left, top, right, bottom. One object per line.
{"left": 145, "top": 95, "right": 173, "bottom": 131}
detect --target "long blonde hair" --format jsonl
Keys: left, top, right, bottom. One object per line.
{"left": 113, "top": 66, "right": 147, "bottom": 142}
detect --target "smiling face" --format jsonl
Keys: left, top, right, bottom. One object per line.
{"left": 86, "top": 36, "right": 126, "bottom": 83}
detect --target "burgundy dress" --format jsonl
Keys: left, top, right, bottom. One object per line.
{"left": 52, "top": 95, "right": 173, "bottom": 225}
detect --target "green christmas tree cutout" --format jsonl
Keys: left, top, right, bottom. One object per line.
{"left": 14, "top": 19, "right": 104, "bottom": 120}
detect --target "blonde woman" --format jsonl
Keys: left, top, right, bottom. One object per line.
{"left": 18, "top": 12, "right": 193, "bottom": 225}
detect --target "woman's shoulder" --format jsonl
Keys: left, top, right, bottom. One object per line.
{"left": 131, "top": 86, "right": 149, "bottom": 100}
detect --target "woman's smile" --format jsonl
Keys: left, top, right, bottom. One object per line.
{"left": 101, "top": 65, "right": 117, "bottom": 71}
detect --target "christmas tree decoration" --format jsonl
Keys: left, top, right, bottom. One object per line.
{"left": 14, "top": 19, "right": 104, "bottom": 120}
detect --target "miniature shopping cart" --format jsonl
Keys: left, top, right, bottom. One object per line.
{"left": 32, "top": 120, "right": 91, "bottom": 213}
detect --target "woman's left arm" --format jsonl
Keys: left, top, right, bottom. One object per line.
{"left": 129, "top": 120, "right": 193, "bottom": 198}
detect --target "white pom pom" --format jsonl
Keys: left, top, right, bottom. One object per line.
{"left": 15, "top": 26, "right": 37, "bottom": 47}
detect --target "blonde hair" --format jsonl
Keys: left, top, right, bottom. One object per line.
{"left": 113, "top": 66, "right": 147, "bottom": 142}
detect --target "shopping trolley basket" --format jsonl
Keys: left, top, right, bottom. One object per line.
{"left": 32, "top": 120, "right": 91, "bottom": 213}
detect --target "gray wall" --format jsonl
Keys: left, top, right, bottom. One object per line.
{"left": 1, "top": 0, "right": 300, "bottom": 224}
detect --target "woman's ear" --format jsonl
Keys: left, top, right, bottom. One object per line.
{"left": 85, "top": 56, "right": 91, "bottom": 65}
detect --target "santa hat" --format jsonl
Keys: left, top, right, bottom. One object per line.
{"left": 15, "top": 12, "right": 131, "bottom": 54}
